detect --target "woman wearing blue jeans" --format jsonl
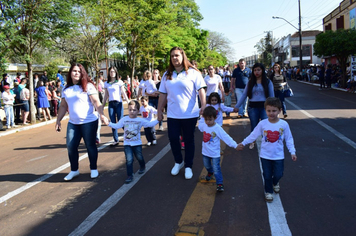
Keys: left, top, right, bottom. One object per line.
{"left": 157, "top": 47, "right": 206, "bottom": 180}
{"left": 102, "top": 66, "right": 129, "bottom": 146}
{"left": 56, "top": 63, "right": 109, "bottom": 181}
{"left": 235, "top": 63, "right": 274, "bottom": 149}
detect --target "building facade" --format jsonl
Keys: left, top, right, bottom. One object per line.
{"left": 323, "top": 0, "right": 356, "bottom": 64}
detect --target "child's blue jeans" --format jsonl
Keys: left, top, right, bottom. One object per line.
{"left": 260, "top": 158, "right": 284, "bottom": 193}
{"left": 203, "top": 155, "right": 223, "bottom": 184}
{"left": 124, "top": 145, "right": 145, "bottom": 177}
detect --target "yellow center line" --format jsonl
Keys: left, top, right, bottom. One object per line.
{"left": 175, "top": 117, "right": 232, "bottom": 235}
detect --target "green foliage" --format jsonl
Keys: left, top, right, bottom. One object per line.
{"left": 254, "top": 32, "right": 273, "bottom": 67}
{"left": 314, "top": 29, "right": 356, "bottom": 87}
{"left": 44, "top": 61, "right": 60, "bottom": 81}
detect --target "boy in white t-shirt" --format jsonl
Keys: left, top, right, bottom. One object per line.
{"left": 198, "top": 106, "right": 239, "bottom": 192}
{"left": 237, "top": 97, "right": 297, "bottom": 202}
{"left": 108, "top": 100, "right": 158, "bottom": 184}
{"left": 139, "top": 96, "right": 157, "bottom": 146}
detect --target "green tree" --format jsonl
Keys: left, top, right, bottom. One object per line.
{"left": 314, "top": 29, "right": 356, "bottom": 88}
{"left": 0, "top": 0, "right": 76, "bottom": 123}
{"left": 254, "top": 32, "right": 273, "bottom": 67}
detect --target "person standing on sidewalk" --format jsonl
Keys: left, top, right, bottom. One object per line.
{"left": 231, "top": 59, "right": 251, "bottom": 118}
{"left": 2, "top": 85, "right": 16, "bottom": 129}
{"left": 55, "top": 63, "right": 109, "bottom": 181}
{"left": 157, "top": 46, "right": 206, "bottom": 180}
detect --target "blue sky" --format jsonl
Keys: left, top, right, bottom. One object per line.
{"left": 195, "top": 0, "right": 341, "bottom": 62}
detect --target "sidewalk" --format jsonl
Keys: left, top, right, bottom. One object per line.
{"left": 297, "top": 80, "right": 349, "bottom": 92}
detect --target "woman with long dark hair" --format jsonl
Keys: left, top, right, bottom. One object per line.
{"left": 55, "top": 63, "right": 109, "bottom": 181}
{"left": 157, "top": 47, "right": 206, "bottom": 180}
{"left": 235, "top": 63, "right": 274, "bottom": 149}
{"left": 102, "top": 66, "right": 129, "bottom": 146}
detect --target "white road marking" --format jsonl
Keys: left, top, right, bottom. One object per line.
{"left": 256, "top": 137, "right": 292, "bottom": 236}
{"left": 0, "top": 142, "right": 111, "bottom": 204}
{"left": 27, "top": 155, "right": 48, "bottom": 162}
{"left": 286, "top": 99, "right": 356, "bottom": 149}
{"left": 69, "top": 143, "right": 171, "bottom": 236}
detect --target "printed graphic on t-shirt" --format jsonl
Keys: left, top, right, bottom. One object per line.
{"left": 263, "top": 128, "right": 284, "bottom": 143}
{"left": 203, "top": 131, "right": 216, "bottom": 143}
{"left": 124, "top": 121, "right": 141, "bottom": 141}
{"left": 142, "top": 111, "right": 149, "bottom": 118}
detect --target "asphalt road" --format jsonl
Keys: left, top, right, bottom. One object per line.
{"left": 0, "top": 80, "right": 355, "bottom": 236}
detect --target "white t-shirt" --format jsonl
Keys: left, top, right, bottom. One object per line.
{"left": 143, "top": 79, "right": 157, "bottom": 95}
{"left": 2, "top": 91, "right": 15, "bottom": 105}
{"left": 204, "top": 74, "right": 222, "bottom": 96}
{"left": 139, "top": 105, "right": 157, "bottom": 122}
{"left": 198, "top": 118, "right": 237, "bottom": 158}
{"left": 108, "top": 116, "right": 159, "bottom": 146}
{"left": 138, "top": 80, "right": 146, "bottom": 96}
{"left": 104, "top": 80, "right": 124, "bottom": 102}
{"left": 241, "top": 119, "right": 296, "bottom": 160}
{"left": 206, "top": 103, "right": 234, "bottom": 126}
{"left": 159, "top": 68, "right": 206, "bottom": 119}
{"left": 62, "top": 83, "right": 98, "bottom": 125}
{"left": 223, "top": 71, "right": 231, "bottom": 82}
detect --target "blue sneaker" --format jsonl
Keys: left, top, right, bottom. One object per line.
{"left": 125, "top": 175, "right": 133, "bottom": 184}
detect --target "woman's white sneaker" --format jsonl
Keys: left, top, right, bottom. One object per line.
{"left": 171, "top": 162, "right": 184, "bottom": 175}
{"left": 90, "top": 169, "right": 99, "bottom": 179}
{"left": 64, "top": 170, "right": 79, "bottom": 181}
{"left": 185, "top": 167, "right": 193, "bottom": 179}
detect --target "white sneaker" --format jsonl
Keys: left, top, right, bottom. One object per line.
{"left": 147, "top": 142, "right": 152, "bottom": 146}
{"left": 159, "top": 126, "right": 164, "bottom": 131}
{"left": 90, "top": 169, "right": 99, "bottom": 179}
{"left": 64, "top": 170, "right": 80, "bottom": 181}
{"left": 265, "top": 193, "right": 273, "bottom": 202}
{"left": 152, "top": 140, "right": 157, "bottom": 145}
{"left": 7, "top": 126, "right": 11, "bottom": 129}
{"left": 171, "top": 162, "right": 184, "bottom": 175}
{"left": 185, "top": 167, "right": 193, "bottom": 179}
{"left": 273, "top": 183, "right": 280, "bottom": 193}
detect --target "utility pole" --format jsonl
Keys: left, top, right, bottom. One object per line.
{"left": 298, "top": 0, "right": 303, "bottom": 70}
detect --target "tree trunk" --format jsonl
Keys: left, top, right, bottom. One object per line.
{"left": 27, "top": 62, "right": 36, "bottom": 124}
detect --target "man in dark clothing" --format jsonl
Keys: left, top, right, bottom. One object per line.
{"left": 40, "top": 71, "right": 48, "bottom": 84}
{"left": 231, "top": 59, "right": 251, "bottom": 118}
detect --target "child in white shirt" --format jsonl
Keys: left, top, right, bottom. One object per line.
{"left": 223, "top": 87, "right": 233, "bottom": 118}
{"left": 198, "top": 106, "right": 239, "bottom": 192}
{"left": 206, "top": 92, "right": 237, "bottom": 126}
{"left": 139, "top": 96, "right": 157, "bottom": 146}
{"left": 109, "top": 100, "right": 158, "bottom": 184}
{"left": 237, "top": 97, "right": 297, "bottom": 202}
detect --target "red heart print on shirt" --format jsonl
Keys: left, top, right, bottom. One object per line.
{"left": 142, "top": 111, "right": 148, "bottom": 118}
{"left": 266, "top": 130, "right": 280, "bottom": 143}
{"left": 203, "top": 131, "right": 212, "bottom": 143}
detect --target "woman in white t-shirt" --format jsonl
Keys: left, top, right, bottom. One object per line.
{"left": 102, "top": 66, "right": 129, "bottom": 146}
{"left": 55, "top": 63, "right": 109, "bottom": 181}
{"left": 157, "top": 47, "right": 206, "bottom": 180}
{"left": 204, "top": 65, "right": 224, "bottom": 102}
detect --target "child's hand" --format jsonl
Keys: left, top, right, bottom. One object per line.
{"left": 291, "top": 154, "right": 297, "bottom": 161}
{"left": 233, "top": 107, "right": 239, "bottom": 113}
{"left": 237, "top": 143, "right": 244, "bottom": 151}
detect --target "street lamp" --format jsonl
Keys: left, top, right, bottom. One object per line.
{"left": 272, "top": 1, "right": 303, "bottom": 71}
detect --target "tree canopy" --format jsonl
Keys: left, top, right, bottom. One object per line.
{"left": 314, "top": 29, "right": 356, "bottom": 87}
